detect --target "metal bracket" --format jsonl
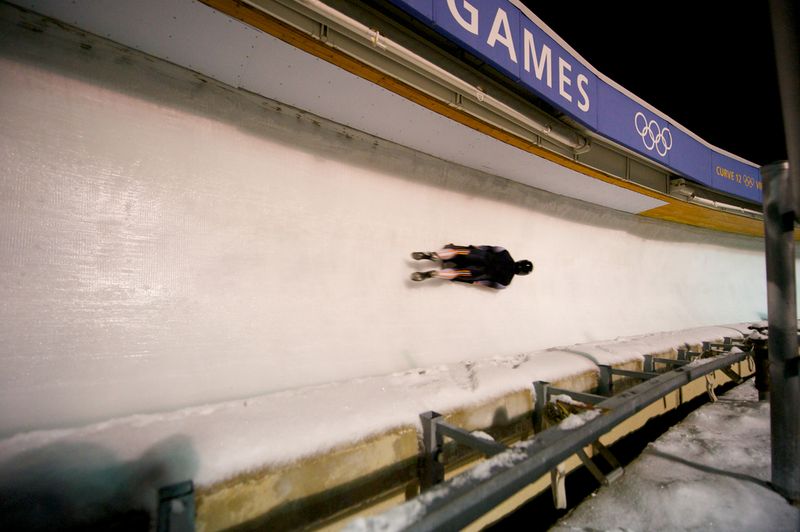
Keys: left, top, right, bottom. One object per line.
{"left": 720, "top": 366, "right": 744, "bottom": 384}
{"left": 609, "top": 368, "right": 659, "bottom": 380}
{"left": 654, "top": 357, "right": 689, "bottom": 368}
{"left": 157, "top": 481, "right": 195, "bottom": 532}
{"left": 420, "top": 411, "right": 445, "bottom": 490}
{"left": 575, "top": 449, "right": 607, "bottom": 485}
{"left": 597, "top": 365, "right": 613, "bottom": 396}
{"left": 678, "top": 348, "right": 703, "bottom": 361}
{"left": 575, "top": 441, "right": 624, "bottom": 487}
{"left": 644, "top": 355, "right": 690, "bottom": 372}
{"left": 534, "top": 381, "right": 606, "bottom": 433}
{"left": 435, "top": 421, "right": 508, "bottom": 457}
{"left": 533, "top": 381, "right": 549, "bottom": 432}
{"left": 702, "top": 338, "right": 747, "bottom": 356}
{"left": 420, "top": 411, "right": 508, "bottom": 491}
{"left": 546, "top": 386, "right": 607, "bottom": 405}
{"left": 593, "top": 440, "right": 624, "bottom": 483}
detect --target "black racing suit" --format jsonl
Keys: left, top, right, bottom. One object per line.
{"left": 442, "top": 244, "right": 517, "bottom": 289}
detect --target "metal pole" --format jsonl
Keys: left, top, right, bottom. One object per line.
{"left": 766, "top": 0, "right": 800, "bottom": 504}
{"left": 420, "top": 411, "right": 445, "bottom": 490}
{"left": 157, "top": 481, "right": 195, "bottom": 532}
{"left": 761, "top": 162, "right": 800, "bottom": 504}
{"left": 752, "top": 337, "right": 770, "bottom": 401}
{"left": 768, "top": 0, "right": 800, "bottom": 198}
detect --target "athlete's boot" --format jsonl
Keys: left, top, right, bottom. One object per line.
{"left": 410, "top": 270, "right": 437, "bottom": 281}
{"left": 411, "top": 251, "right": 438, "bottom": 261}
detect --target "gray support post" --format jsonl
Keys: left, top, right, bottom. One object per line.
{"left": 157, "top": 481, "right": 195, "bottom": 532}
{"left": 762, "top": 160, "right": 800, "bottom": 503}
{"left": 546, "top": 387, "right": 607, "bottom": 405}
{"left": 643, "top": 354, "right": 654, "bottom": 373}
{"left": 420, "top": 411, "right": 445, "bottom": 490}
{"left": 720, "top": 366, "right": 743, "bottom": 385}
{"left": 609, "top": 368, "right": 658, "bottom": 380}
{"left": 652, "top": 357, "right": 689, "bottom": 368}
{"left": 575, "top": 448, "right": 610, "bottom": 486}
{"left": 533, "top": 381, "right": 549, "bottom": 432}
{"left": 752, "top": 339, "right": 770, "bottom": 400}
{"left": 597, "top": 365, "right": 613, "bottom": 396}
{"left": 766, "top": 0, "right": 800, "bottom": 503}
{"left": 724, "top": 337, "right": 733, "bottom": 350}
{"left": 434, "top": 422, "right": 508, "bottom": 457}
{"left": 593, "top": 441, "right": 623, "bottom": 483}
{"left": 768, "top": 0, "right": 800, "bottom": 210}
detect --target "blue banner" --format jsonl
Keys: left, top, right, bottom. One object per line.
{"left": 387, "top": 0, "right": 762, "bottom": 203}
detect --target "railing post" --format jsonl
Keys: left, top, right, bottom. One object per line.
{"left": 597, "top": 365, "right": 613, "bottom": 396}
{"left": 532, "top": 381, "right": 549, "bottom": 433}
{"left": 420, "top": 411, "right": 445, "bottom": 490}
{"left": 751, "top": 337, "right": 771, "bottom": 401}
{"left": 766, "top": 0, "right": 800, "bottom": 503}
{"left": 157, "top": 481, "right": 195, "bottom": 532}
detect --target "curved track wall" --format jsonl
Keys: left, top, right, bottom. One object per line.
{"left": 0, "top": 6, "right": 776, "bottom": 436}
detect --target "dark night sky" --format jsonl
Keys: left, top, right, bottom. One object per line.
{"left": 520, "top": 1, "right": 787, "bottom": 166}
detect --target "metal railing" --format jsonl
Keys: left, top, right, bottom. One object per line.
{"left": 155, "top": 339, "right": 756, "bottom": 531}
{"left": 351, "top": 347, "right": 751, "bottom": 531}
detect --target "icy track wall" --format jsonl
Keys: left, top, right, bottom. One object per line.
{"left": 0, "top": 9, "right": 775, "bottom": 437}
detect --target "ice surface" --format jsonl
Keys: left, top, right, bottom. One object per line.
{"left": 0, "top": 324, "right": 756, "bottom": 527}
{"left": 0, "top": 2, "right": 777, "bottom": 440}
{"left": 553, "top": 380, "right": 800, "bottom": 532}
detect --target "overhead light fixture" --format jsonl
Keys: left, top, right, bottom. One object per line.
{"left": 670, "top": 179, "right": 761, "bottom": 218}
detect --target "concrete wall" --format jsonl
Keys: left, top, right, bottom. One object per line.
{"left": 0, "top": 5, "right": 772, "bottom": 436}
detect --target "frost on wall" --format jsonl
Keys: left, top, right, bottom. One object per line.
{"left": 0, "top": 5, "right": 770, "bottom": 437}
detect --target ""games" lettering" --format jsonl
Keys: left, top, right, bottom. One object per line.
{"left": 446, "top": 0, "right": 591, "bottom": 113}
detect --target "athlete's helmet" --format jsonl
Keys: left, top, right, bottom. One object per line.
{"left": 515, "top": 260, "right": 533, "bottom": 275}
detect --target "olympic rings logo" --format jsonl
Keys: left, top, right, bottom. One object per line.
{"left": 634, "top": 111, "right": 672, "bottom": 157}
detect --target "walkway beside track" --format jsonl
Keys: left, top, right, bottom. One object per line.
{"left": 552, "top": 379, "right": 800, "bottom": 531}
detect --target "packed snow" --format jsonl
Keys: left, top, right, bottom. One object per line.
{"left": 0, "top": 325, "right": 756, "bottom": 526}
{"left": 559, "top": 409, "right": 602, "bottom": 430}
{"left": 550, "top": 393, "right": 588, "bottom": 407}
{"left": 552, "top": 380, "right": 800, "bottom": 532}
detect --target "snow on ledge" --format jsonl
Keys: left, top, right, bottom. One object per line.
{"left": 0, "top": 324, "right": 752, "bottom": 511}
{"left": 547, "top": 323, "right": 752, "bottom": 366}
